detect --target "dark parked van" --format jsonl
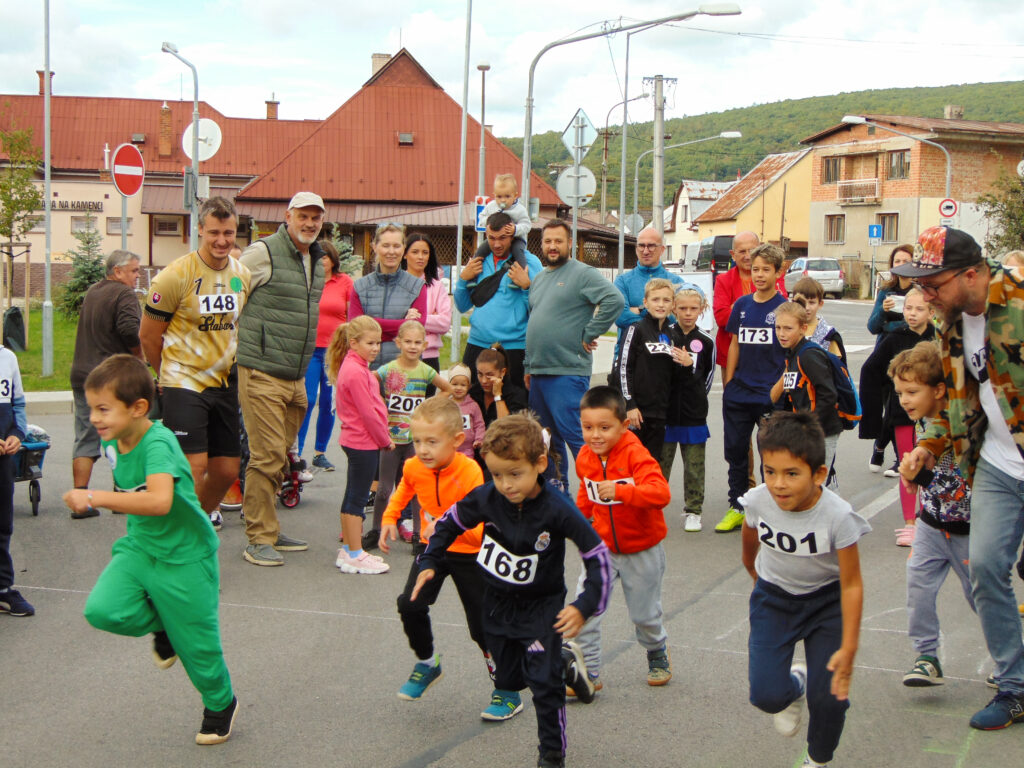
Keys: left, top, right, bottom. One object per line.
{"left": 695, "top": 235, "right": 734, "bottom": 282}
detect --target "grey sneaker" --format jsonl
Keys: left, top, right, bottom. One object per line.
{"left": 273, "top": 533, "right": 308, "bottom": 551}
{"left": 243, "top": 543, "right": 284, "bottom": 566}
{"left": 774, "top": 663, "right": 807, "bottom": 736}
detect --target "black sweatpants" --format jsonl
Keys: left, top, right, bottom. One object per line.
{"left": 486, "top": 592, "right": 567, "bottom": 758}
{"left": 397, "top": 551, "right": 487, "bottom": 660}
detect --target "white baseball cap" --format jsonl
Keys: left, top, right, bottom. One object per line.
{"left": 288, "top": 191, "right": 325, "bottom": 211}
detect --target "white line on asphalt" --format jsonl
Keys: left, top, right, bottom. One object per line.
{"left": 857, "top": 487, "right": 899, "bottom": 520}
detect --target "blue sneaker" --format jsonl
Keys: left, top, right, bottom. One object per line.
{"left": 0, "top": 588, "right": 34, "bottom": 617}
{"left": 481, "top": 689, "right": 523, "bottom": 721}
{"left": 969, "top": 691, "right": 1024, "bottom": 730}
{"left": 397, "top": 661, "right": 443, "bottom": 701}
{"left": 312, "top": 454, "right": 335, "bottom": 471}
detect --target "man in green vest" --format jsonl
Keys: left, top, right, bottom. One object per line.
{"left": 237, "top": 192, "right": 326, "bottom": 566}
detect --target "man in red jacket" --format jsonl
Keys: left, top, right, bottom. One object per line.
{"left": 571, "top": 386, "right": 672, "bottom": 694}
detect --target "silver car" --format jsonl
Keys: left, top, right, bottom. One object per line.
{"left": 784, "top": 257, "right": 845, "bottom": 298}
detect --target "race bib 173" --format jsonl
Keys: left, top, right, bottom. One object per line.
{"left": 738, "top": 327, "right": 773, "bottom": 344}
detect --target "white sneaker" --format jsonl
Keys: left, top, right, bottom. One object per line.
{"left": 774, "top": 663, "right": 806, "bottom": 736}
{"left": 684, "top": 513, "right": 702, "bottom": 532}
{"left": 208, "top": 509, "right": 223, "bottom": 531}
{"left": 336, "top": 549, "right": 390, "bottom": 574}
{"left": 297, "top": 468, "right": 314, "bottom": 483}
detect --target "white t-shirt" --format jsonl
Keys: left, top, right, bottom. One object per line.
{"left": 961, "top": 312, "right": 1024, "bottom": 480}
{"left": 741, "top": 485, "right": 871, "bottom": 595}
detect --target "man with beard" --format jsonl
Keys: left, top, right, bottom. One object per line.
{"left": 525, "top": 219, "right": 623, "bottom": 487}
{"left": 899, "top": 226, "right": 1024, "bottom": 731}
{"left": 236, "top": 192, "right": 325, "bottom": 566}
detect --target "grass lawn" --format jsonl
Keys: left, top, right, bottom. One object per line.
{"left": 15, "top": 307, "right": 77, "bottom": 391}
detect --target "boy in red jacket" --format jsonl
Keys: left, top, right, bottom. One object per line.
{"left": 571, "top": 385, "right": 672, "bottom": 694}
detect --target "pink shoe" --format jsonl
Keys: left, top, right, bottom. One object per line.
{"left": 895, "top": 526, "right": 915, "bottom": 547}
{"left": 399, "top": 519, "right": 414, "bottom": 543}
{"left": 336, "top": 549, "right": 390, "bottom": 574}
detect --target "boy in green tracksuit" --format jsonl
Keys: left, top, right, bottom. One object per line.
{"left": 63, "top": 354, "right": 237, "bottom": 746}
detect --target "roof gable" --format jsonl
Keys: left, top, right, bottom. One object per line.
{"left": 802, "top": 113, "right": 1024, "bottom": 145}
{"left": 363, "top": 48, "right": 442, "bottom": 89}
{"left": 695, "top": 150, "right": 809, "bottom": 224}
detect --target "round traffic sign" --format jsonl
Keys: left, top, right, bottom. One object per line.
{"left": 555, "top": 166, "right": 597, "bottom": 208}
{"left": 938, "top": 198, "right": 958, "bottom": 218}
{"left": 112, "top": 143, "right": 145, "bottom": 197}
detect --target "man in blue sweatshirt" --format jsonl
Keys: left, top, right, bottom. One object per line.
{"left": 455, "top": 212, "right": 543, "bottom": 389}
{"left": 613, "top": 227, "right": 697, "bottom": 355}
{"left": 526, "top": 219, "right": 624, "bottom": 488}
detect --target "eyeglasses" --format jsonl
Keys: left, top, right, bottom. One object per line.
{"left": 637, "top": 243, "right": 661, "bottom": 251}
{"left": 375, "top": 221, "right": 405, "bottom": 233}
{"left": 911, "top": 268, "right": 970, "bottom": 297}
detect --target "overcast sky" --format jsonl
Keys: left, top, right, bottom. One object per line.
{"left": 2, "top": 0, "right": 1023, "bottom": 139}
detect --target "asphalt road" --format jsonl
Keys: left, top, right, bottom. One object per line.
{"left": 3, "top": 299, "right": 1022, "bottom": 768}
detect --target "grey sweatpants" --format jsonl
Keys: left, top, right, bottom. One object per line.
{"left": 573, "top": 542, "right": 667, "bottom": 676}
{"left": 906, "top": 521, "right": 973, "bottom": 657}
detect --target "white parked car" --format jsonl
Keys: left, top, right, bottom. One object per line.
{"left": 784, "top": 257, "right": 845, "bottom": 298}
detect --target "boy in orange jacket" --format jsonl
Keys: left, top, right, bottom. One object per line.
{"left": 571, "top": 385, "right": 673, "bottom": 693}
{"left": 379, "top": 398, "right": 492, "bottom": 703}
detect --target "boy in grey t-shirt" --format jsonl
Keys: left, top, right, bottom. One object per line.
{"left": 741, "top": 411, "right": 871, "bottom": 768}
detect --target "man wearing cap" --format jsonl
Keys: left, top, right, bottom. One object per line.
{"left": 899, "top": 226, "right": 1024, "bottom": 730}
{"left": 236, "top": 192, "right": 326, "bottom": 566}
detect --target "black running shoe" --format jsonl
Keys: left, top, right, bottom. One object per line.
{"left": 562, "top": 640, "right": 595, "bottom": 703}
{"left": 196, "top": 696, "right": 238, "bottom": 745}
{"left": 152, "top": 630, "right": 177, "bottom": 669}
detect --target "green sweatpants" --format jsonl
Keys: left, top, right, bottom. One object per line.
{"left": 659, "top": 441, "right": 707, "bottom": 516}
{"left": 84, "top": 537, "right": 233, "bottom": 711}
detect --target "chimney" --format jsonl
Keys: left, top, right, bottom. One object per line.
{"left": 36, "top": 69, "right": 54, "bottom": 95}
{"left": 265, "top": 93, "right": 279, "bottom": 120}
{"left": 158, "top": 102, "right": 172, "bottom": 157}
{"left": 371, "top": 53, "right": 391, "bottom": 75}
{"left": 484, "top": 124, "right": 493, "bottom": 134}
{"left": 944, "top": 104, "right": 964, "bottom": 120}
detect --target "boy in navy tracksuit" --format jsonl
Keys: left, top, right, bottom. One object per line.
{"left": 413, "top": 414, "right": 610, "bottom": 768}
{"left": 0, "top": 342, "right": 31, "bottom": 617}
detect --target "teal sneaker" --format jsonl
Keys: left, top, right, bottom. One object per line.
{"left": 480, "top": 689, "right": 523, "bottom": 721}
{"left": 397, "top": 660, "right": 443, "bottom": 701}
{"left": 715, "top": 508, "right": 745, "bottom": 533}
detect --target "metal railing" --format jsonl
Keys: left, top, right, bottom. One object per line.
{"left": 836, "top": 178, "right": 880, "bottom": 202}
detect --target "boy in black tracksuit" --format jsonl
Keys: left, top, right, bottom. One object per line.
{"left": 413, "top": 414, "right": 610, "bottom": 768}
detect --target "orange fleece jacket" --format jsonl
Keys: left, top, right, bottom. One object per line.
{"left": 575, "top": 430, "right": 670, "bottom": 554}
{"left": 382, "top": 452, "right": 484, "bottom": 554}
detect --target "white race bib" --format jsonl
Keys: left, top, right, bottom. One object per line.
{"left": 388, "top": 394, "right": 425, "bottom": 416}
{"left": 197, "top": 293, "right": 241, "bottom": 315}
{"left": 462, "top": 413, "right": 472, "bottom": 430}
{"left": 782, "top": 371, "right": 799, "bottom": 391}
{"left": 583, "top": 476, "right": 635, "bottom": 505}
{"left": 739, "top": 327, "right": 773, "bottom": 345}
{"left": 757, "top": 520, "right": 831, "bottom": 557}
{"left": 0, "top": 378, "right": 12, "bottom": 402}
{"left": 644, "top": 342, "right": 674, "bottom": 355}
{"left": 476, "top": 535, "right": 538, "bottom": 585}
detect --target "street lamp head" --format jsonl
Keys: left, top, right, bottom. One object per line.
{"left": 160, "top": 41, "right": 178, "bottom": 54}
{"left": 719, "top": 131, "right": 742, "bottom": 138}
{"left": 698, "top": 3, "right": 742, "bottom": 16}
{"left": 841, "top": 115, "right": 867, "bottom": 125}
{"left": 477, "top": 62, "right": 491, "bottom": 72}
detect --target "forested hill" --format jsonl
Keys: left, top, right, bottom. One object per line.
{"left": 499, "top": 80, "right": 1024, "bottom": 212}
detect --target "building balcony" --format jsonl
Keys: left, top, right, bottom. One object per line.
{"left": 836, "top": 178, "right": 880, "bottom": 205}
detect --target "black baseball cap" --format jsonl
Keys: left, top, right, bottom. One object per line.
{"left": 890, "top": 226, "right": 983, "bottom": 278}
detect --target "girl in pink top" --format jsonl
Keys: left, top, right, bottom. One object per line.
{"left": 402, "top": 234, "right": 451, "bottom": 383}
{"left": 327, "top": 316, "right": 393, "bottom": 575}
{"left": 298, "top": 241, "right": 354, "bottom": 469}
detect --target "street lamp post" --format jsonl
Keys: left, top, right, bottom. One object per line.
{"left": 633, "top": 132, "right": 742, "bottom": 223}
{"left": 841, "top": 115, "right": 952, "bottom": 199}
{"left": 601, "top": 93, "right": 647, "bottom": 226}
{"left": 520, "top": 5, "right": 742, "bottom": 218}
{"left": 161, "top": 41, "right": 200, "bottom": 252}
{"left": 477, "top": 62, "right": 490, "bottom": 247}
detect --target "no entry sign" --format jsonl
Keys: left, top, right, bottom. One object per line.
{"left": 112, "top": 143, "right": 145, "bottom": 197}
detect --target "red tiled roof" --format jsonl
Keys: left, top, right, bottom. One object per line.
{"left": 695, "top": 150, "right": 810, "bottom": 224}
{"left": 236, "top": 201, "right": 434, "bottom": 224}
{"left": 0, "top": 95, "right": 319, "bottom": 176}
{"left": 237, "top": 49, "right": 560, "bottom": 207}
{"left": 801, "top": 114, "right": 1024, "bottom": 145}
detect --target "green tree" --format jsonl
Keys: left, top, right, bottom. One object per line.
{"left": 0, "top": 116, "right": 44, "bottom": 300}
{"left": 331, "top": 231, "right": 363, "bottom": 277}
{"left": 56, "top": 212, "right": 106, "bottom": 318}
{"left": 976, "top": 171, "right": 1024, "bottom": 254}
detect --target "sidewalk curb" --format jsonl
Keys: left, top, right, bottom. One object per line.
{"left": 25, "top": 390, "right": 73, "bottom": 417}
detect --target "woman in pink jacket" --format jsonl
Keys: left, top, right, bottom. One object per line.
{"left": 327, "top": 316, "right": 393, "bottom": 575}
{"left": 402, "top": 234, "right": 451, "bottom": 390}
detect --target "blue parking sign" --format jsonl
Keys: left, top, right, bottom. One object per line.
{"left": 475, "top": 203, "right": 487, "bottom": 232}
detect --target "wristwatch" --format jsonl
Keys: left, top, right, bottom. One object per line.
{"left": 494, "top": 395, "right": 502, "bottom": 402}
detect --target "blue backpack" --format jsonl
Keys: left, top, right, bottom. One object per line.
{"left": 793, "top": 341, "right": 862, "bottom": 431}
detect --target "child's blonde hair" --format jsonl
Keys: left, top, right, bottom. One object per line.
{"left": 411, "top": 397, "right": 464, "bottom": 437}
{"left": 674, "top": 285, "right": 708, "bottom": 314}
{"left": 775, "top": 296, "right": 809, "bottom": 326}
{"left": 326, "top": 316, "right": 381, "bottom": 385}
{"left": 480, "top": 413, "right": 547, "bottom": 465}
{"left": 397, "top": 319, "right": 425, "bottom": 340}
{"left": 493, "top": 173, "right": 518, "bottom": 193}
{"left": 644, "top": 277, "right": 675, "bottom": 299}
{"left": 887, "top": 340, "right": 944, "bottom": 388}
{"left": 791, "top": 277, "right": 825, "bottom": 302}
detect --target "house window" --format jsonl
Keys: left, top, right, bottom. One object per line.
{"left": 106, "top": 217, "right": 133, "bottom": 235}
{"left": 823, "top": 157, "right": 842, "bottom": 184}
{"left": 397, "top": 131, "right": 414, "bottom": 146}
{"left": 678, "top": 204, "right": 688, "bottom": 223}
{"left": 28, "top": 216, "right": 45, "bottom": 234}
{"left": 70, "top": 216, "right": 98, "bottom": 234}
{"left": 824, "top": 214, "right": 845, "bottom": 244}
{"left": 877, "top": 213, "right": 899, "bottom": 243}
{"left": 154, "top": 216, "right": 182, "bottom": 236}
{"left": 887, "top": 150, "right": 910, "bottom": 180}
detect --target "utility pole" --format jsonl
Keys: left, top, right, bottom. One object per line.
{"left": 599, "top": 127, "right": 615, "bottom": 226}
{"left": 647, "top": 75, "right": 676, "bottom": 237}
